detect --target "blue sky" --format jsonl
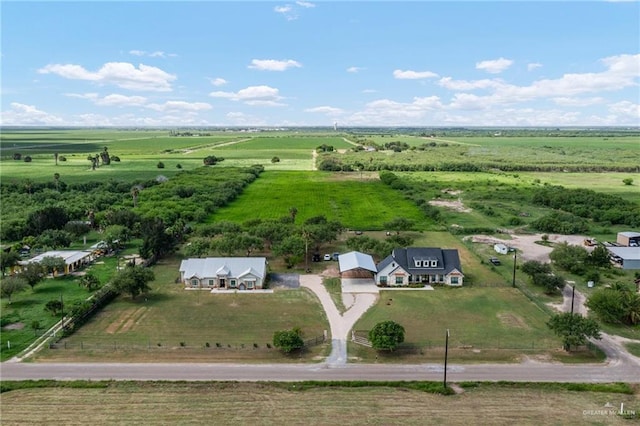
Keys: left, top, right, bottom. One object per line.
{"left": 1, "top": 1, "right": 639, "bottom": 127}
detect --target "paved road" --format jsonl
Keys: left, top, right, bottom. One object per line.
{"left": 2, "top": 359, "right": 639, "bottom": 382}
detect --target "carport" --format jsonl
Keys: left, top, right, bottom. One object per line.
{"left": 338, "top": 251, "right": 379, "bottom": 293}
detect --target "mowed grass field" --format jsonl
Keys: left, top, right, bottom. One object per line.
{"left": 350, "top": 288, "right": 574, "bottom": 363}
{"left": 1, "top": 382, "right": 637, "bottom": 425}
{"left": 210, "top": 171, "right": 429, "bottom": 230}
{"left": 34, "top": 255, "right": 330, "bottom": 363}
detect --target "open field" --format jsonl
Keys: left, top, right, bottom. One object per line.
{"left": 33, "top": 256, "right": 330, "bottom": 363}
{"left": 210, "top": 171, "right": 430, "bottom": 230}
{"left": 350, "top": 288, "right": 583, "bottom": 363}
{"left": 1, "top": 381, "right": 637, "bottom": 425}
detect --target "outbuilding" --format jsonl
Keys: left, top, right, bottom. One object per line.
{"left": 607, "top": 247, "right": 640, "bottom": 270}
{"left": 494, "top": 243, "right": 508, "bottom": 255}
{"left": 617, "top": 232, "right": 640, "bottom": 247}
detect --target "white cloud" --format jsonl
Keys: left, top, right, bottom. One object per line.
{"left": 304, "top": 106, "right": 344, "bottom": 114}
{"left": 248, "top": 59, "right": 302, "bottom": 71}
{"left": 210, "top": 77, "right": 228, "bottom": 86}
{"left": 145, "top": 101, "right": 212, "bottom": 112}
{"left": 552, "top": 97, "right": 605, "bottom": 107}
{"left": 476, "top": 57, "right": 514, "bottom": 74}
{"left": 38, "top": 62, "right": 176, "bottom": 91}
{"left": 393, "top": 69, "right": 439, "bottom": 79}
{"left": 66, "top": 92, "right": 148, "bottom": 107}
{"left": 274, "top": 4, "right": 298, "bottom": 20}
{"left": 129, "top": 50, "right": 176, "bottom": 58}
{"left": 439, "top": 77, "right": 505, "bottom": 91}
{"left": 608, "top": 100, "right": 640, "bottom": 120}
{"left": 362, "top": 89, "right": 377, "bottom": 93}
{"left": 347, "top": 66, "right": 364, "bottom": 73}
{"left": 0, "top": 102, "right": 64, "bottom": 125}
{"left": 296, "top": 1, "right": 315, "bottom": 8}
{"left": 210, "top": 85, "right": 285, "bottom": 106}
{"left": 527, "top": 62, "right": 542, "bottom": 71}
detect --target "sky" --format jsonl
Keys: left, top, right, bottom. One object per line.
{"left": 1, "top": 1, "right": 639, "bottom": 127}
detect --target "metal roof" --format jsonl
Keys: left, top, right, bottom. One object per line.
{"left": 179, "top": 257, "right": 266, "bottom": 280}
{"left": 338, "top": 251, "right": 377, "bottom": 273}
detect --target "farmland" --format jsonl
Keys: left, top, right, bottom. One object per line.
{"left": 1, "top": 381, "right": 637, "bottom": 425}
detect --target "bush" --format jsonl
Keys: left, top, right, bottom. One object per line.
{"left": 273, "top": 328, "right": 304, "bottom": 353}
{"left": 157, "top": 162, "right": 165, "bottom": 169}
{"left": 24, "top": 156, "right": 32, "bottom": 163}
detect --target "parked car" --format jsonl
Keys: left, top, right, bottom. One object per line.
{"left": 489, "top": 257, "right": 501, "bottom": 266}
{"left": 332, "top": 252, "right": 340, "bottom": 261}
{"left": 312, "top": 253, "right": 321, "bottom": 262}
{"left": 323, "top": 254, "right": 331, "bottom": 261}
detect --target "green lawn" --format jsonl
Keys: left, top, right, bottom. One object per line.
{"left": 210, "top": 171, "right": 430, "bottom": 230}
{"left": 34, "top": 255, "right": 330, "bottom": 362}
{"left": 350, "top": 287, "right": 575, "bottom": 363}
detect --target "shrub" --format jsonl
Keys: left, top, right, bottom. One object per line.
{"left": 24, "top": 156, "right": 32, "bottom": 163}
{"left": 157, "top": 162, "right": 165, "bottom": 169}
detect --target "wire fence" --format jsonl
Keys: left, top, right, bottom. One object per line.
{"left": 49, "top": 333, "right": 327, "bottom": 352}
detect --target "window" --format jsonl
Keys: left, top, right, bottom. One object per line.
{"left": 395, "top": 276, "right": 404, "bottom": 285}
{"left": 414, "top": 260, "right": 422, "bottom": 267}
{"left": 208, "top": 279, "right": 214, "bottom": 287}
{"left": 430, "top": 260, "right": 437, "bottom": 267}
{"left": 191, "top": 279, "right": 199, "bottom": 288}
{"left": 451, "top": 276, "right": 459, "bottom": 285}
{"left": 247, "top": 281, "right": 255, "bottom": 289}
{"left": 230, "top": 280, "right": 237, "bottom": 288}
{"left": 380, "top": 276, "right": 388, "bottom": 285}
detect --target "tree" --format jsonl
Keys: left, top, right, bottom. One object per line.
{"left": 0, "top": 250, "right": 20, "bottom": 276}
{"left": 588, "top": 245, "right": 611, "bottom": 268}
{"left": 547, "top": 312, "right": 600, "bottom": 351}
{"left": 39, "top": 256, "right": 67, "bottom": 276}
{"left": 273, "top": 328, "right": 304, "bottom": 353}
{"left": 549, "top": 242, "right": 589, "bottom": 275}
{"left": 623, "top": 178, "right": 633, "bottom": 186}
{"left": 289, "top": 206, "right": 298, "bottom": 223}
{"left": 520, "top": 260, "right": 552, "bottom": 277}
{"left": 19, "top": 263, "right": 44, "bottom": 290}
{"left": 53, "top": 172, "right": 61, "bottom": 191}
{"left": 384, "top": 217, "right": 415, "bottom": 235}
{"left": 157, "top": 161, "right": 165, "bottom": 169}
{"left": 0, "top": 276, "right": 27, "bottom": 302}
{"left": 79, "top": 272, "right": 100, "bottom": 291}
{"left": 587, "top": 283, "right": 640, "bottom": 326}
{"left": 203, "top": 155, "right": 222, "bottom": 166}
{"left": 111, "top": 265, "right": 154, "bottom": 299}
{"left": 139, "top": 217, "right": 176, "bottom": 263}
{"left": 45, "top": 299, "right": 64, "bottom": 316}
{"left": 26, "top": 206, "right": 69, "bottom": 235}
{"left": 271, "top": 156, "right": 280, "bottom": 163}
{"left": 369, "top": 320, "right": 405, "bottom": 351}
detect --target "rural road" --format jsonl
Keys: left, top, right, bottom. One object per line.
{"left": 2, "top": 359, "right": 639, "bottom": 383}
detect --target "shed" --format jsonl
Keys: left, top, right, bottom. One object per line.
{"left": 617, "top": 232, "right": 640, "bottom": 247}
{"left": 606, "top": 247, "right": 640, "bottom": 270}
{"left": 338, "top": 251, "right": 377, "bottom": 278}
{"left": 494, "top": 243, "right": 508, "bottom": 255}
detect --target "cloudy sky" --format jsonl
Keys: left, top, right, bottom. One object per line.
{"left": 1, "top": 1, "right": 639, "bottom": 127}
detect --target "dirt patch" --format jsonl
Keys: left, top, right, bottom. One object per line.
{"left": 466, "top": 233, "right": 590, "bottom": 263}
{"left": 442, "top": 188, "right": 463, "bottom": 196}
{"left": 3, "top": 322, "right": 24, "bottom": 330}
{"left": 428, "top": 198, "right": 471, "bottom": 213}
{"left": 497, "top": 313, "right": 531, "bottom": 330}
{"left": 321, "top": 266, "right": 340, "bottom": 277}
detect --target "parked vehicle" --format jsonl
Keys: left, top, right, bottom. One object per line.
{"left": 489, "top": 257, "right": 501, "bottom": 266}
{"left": 323, "top": 254, "right": 331, "bottom": 261}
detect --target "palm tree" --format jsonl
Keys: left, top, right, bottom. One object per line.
{"left": 289, "top": 206, "right": 298, "bottom": 222}
{"left": 131, "top": 186, "right": 140, "bottom": 207}
{"left": 53, "top": 173, "right": 60, "bottom": 191}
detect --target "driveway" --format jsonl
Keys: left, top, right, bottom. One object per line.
{"left": 300, "top": 275, "right": 377, "bottom": 365}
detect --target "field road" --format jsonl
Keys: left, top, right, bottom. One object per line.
{"left": 2, "top": 359, "right": 639, "bottom": 383}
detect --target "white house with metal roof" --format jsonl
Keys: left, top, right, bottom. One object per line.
{"left": 179, "top": 257, "right": 267, "bottom": 290}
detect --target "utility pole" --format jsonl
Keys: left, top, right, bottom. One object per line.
{"left": 512, "top": 249, "right": 517, "bottom": 288}
{"left": 443, "top": 329, "right": 450, "bottom": 389}
{"left": 570, "top": 285, "right": 575, "bottom": 315}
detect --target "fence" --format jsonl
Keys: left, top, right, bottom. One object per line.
{"left": 49, "top": 333, "right": 327, "bottom": 352}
